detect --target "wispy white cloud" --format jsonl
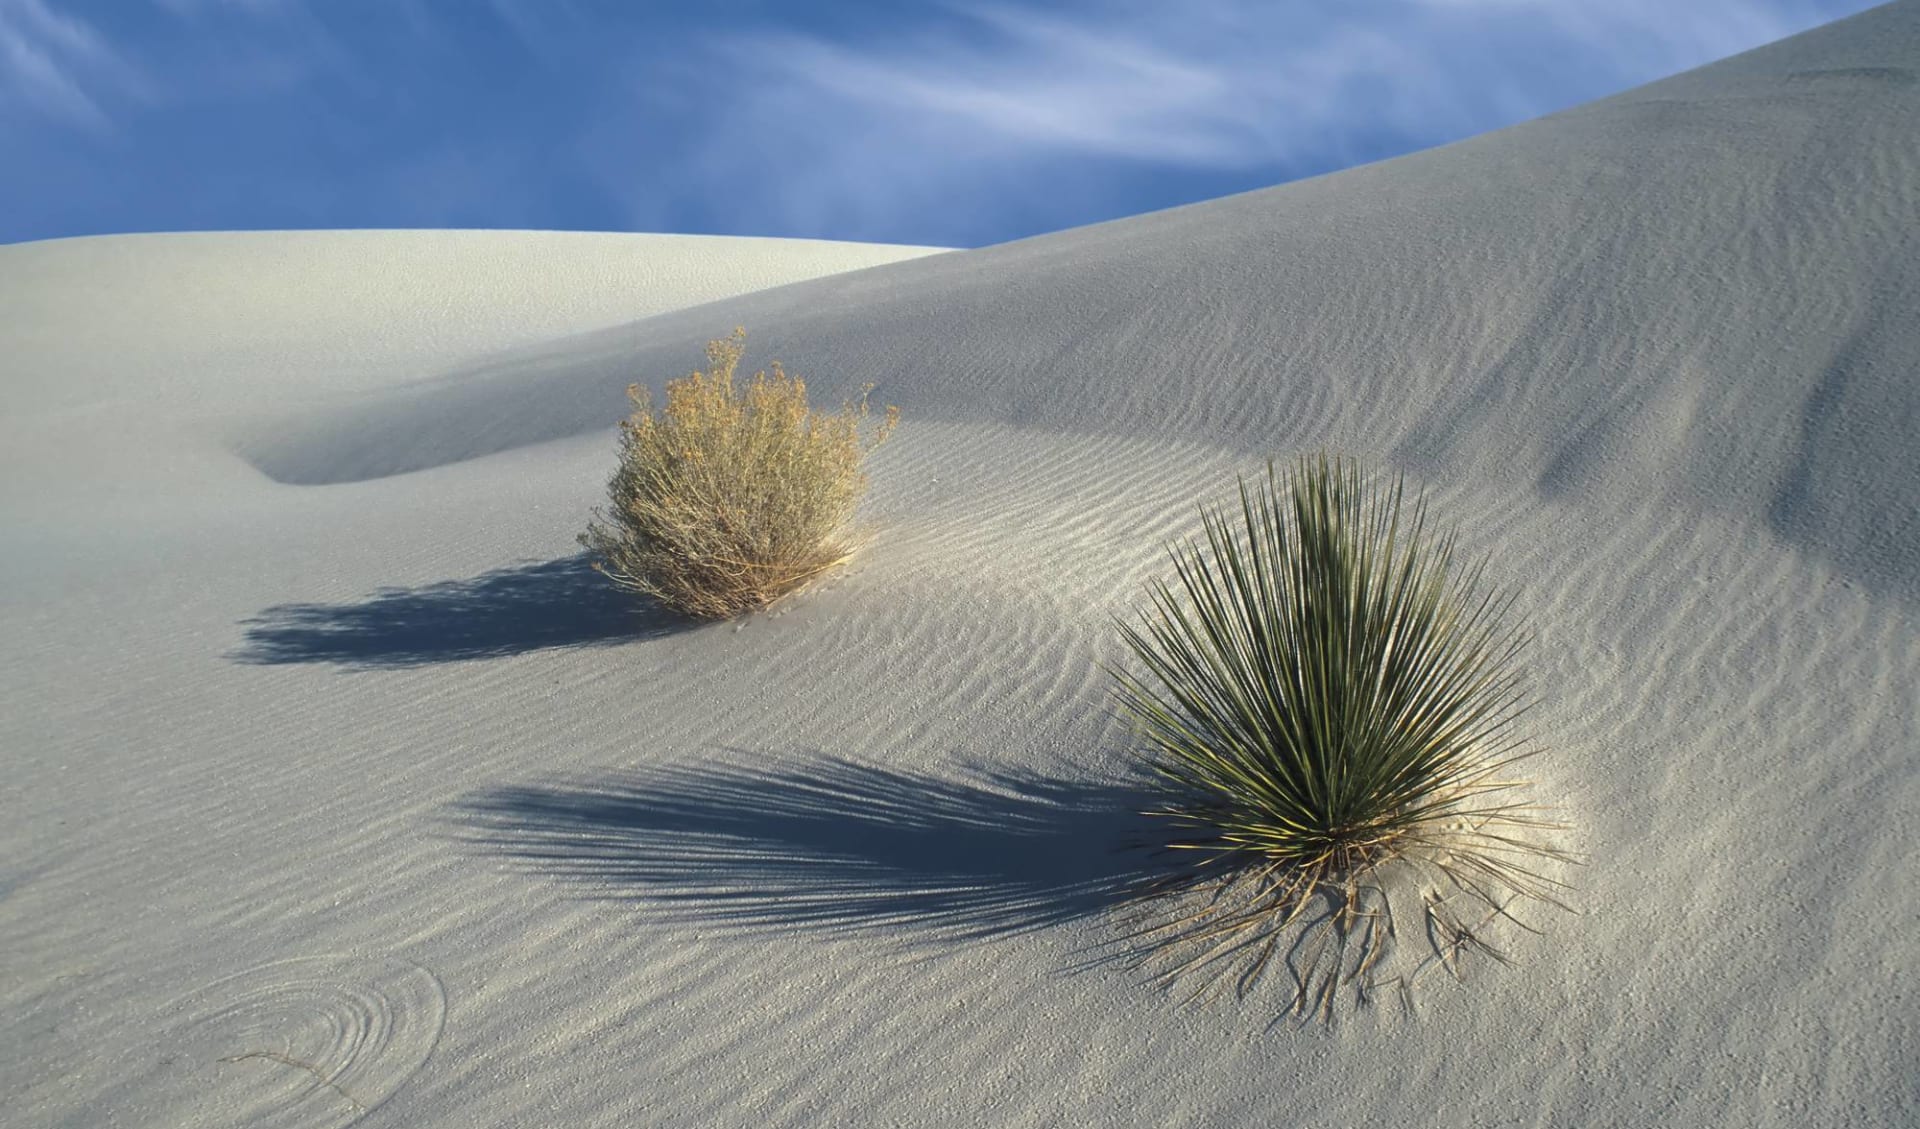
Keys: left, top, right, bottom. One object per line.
{"left": 632, "top": 0, "right": 1862, "bottom": 242}
{"left": 1410, "top": 0, "right": 1812, "bottom": 68}
{"left": 723, "top": 0, "right": 1834, "bottom": 169}
{"left": 0, "top": 0, "right": 135, "bottom": 129}
{"left": 731, "top": 7, "right": 1415, "bottom": 168}
{"left": 0, "top": 0, "right": 1877, "bottom": 245}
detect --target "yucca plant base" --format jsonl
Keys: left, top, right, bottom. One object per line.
{"left": 1113, "top": 457, "right": 1570, "bottom": 1016}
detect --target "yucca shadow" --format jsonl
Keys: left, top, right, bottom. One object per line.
{"left": 234, "top": 554, "right": 682, "bottom": 668}
{"left": 454, "top": 753, "right": 1171, "bottom": 942}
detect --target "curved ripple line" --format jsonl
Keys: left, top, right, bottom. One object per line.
{"left": 165, "top": 955, "right": 446, "bottom": 1128}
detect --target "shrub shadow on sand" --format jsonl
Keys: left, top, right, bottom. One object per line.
{"left": 234, "top": 554, "right": 683, "bottom": 668}
{"left": 453, "top": 753, "right": 1169, "bottom": 942}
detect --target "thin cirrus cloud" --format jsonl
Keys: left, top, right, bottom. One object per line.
{"left": 724, "top": 0, "right": 1853, "bottom": 168}
{"left": 0, "top": 0, "right": 1885, "bottom": 248}
{"left": 729, "top": 8, "right": 1434, "bottom": 168}
{"left": 661, "top": 0, "right": 1866, "bottom": 242}
{"left": 0, "top": 0, "right": 139, "bottom": 130}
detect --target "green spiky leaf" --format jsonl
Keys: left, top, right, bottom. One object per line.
{"left": 1113, "top": 455, "right": 1567, "bottom": 1012}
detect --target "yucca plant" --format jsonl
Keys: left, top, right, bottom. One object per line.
{"left": 580, "top": 328, "right": 896, "bottom": 620}
{"left": 1112, "top": 455, "right": 1568, "bottom": 1016}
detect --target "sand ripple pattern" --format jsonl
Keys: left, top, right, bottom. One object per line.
{"left": 163, "top": 956, "right": 445, "bottom": 1128}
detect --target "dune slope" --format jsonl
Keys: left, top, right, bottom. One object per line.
{"left": 2, "top": 5, "right": 1916, "bottom": 1128}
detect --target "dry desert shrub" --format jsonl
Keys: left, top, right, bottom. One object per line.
{"left": 580, "top": 328, "right": 896, "bottom": 619}
{"left": 1113, "top": 455, "right": 1571, "bottom": 1017}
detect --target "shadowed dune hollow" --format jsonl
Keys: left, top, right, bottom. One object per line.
{"left": 232, "top": 16, "right": 1920, "bottom": 601}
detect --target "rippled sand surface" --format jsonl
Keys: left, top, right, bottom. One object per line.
{"left": 4, "top": 6, "right": 1917, "bottom": 1126}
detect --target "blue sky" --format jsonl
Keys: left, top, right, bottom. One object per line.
{"left": 0, "top": 0, "right": 1882, "bottom": 248}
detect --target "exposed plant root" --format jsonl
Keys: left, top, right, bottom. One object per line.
{"left": 1111, "top": 810, "right": 1576, "bottom": 1022}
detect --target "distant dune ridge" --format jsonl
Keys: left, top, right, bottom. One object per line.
{"left": 2, "top": 3, "right": 1916, "bottom": 1127}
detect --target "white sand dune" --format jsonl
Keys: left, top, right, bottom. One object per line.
{"left": 3, "top": 3, "right": 1917, "bottom": 1125}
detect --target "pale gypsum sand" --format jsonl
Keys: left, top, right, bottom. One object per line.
{"left": 3, "top": 5, "right": 1918, "bottom": 1126}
